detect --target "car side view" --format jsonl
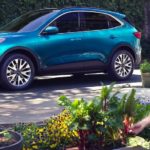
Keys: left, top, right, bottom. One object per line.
{"left": 0, "top": 7, "right": 141, "bottom": 90}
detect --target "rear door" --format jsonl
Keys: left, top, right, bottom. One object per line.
{"left": 79, "top": 12, "right": 119, "bottom": 64}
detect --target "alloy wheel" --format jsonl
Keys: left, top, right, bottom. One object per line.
{"left": 114, "top": 53, "right": 133, "bottom": 78}
{"left": 6, "top": 58, "right": 31, "bottom": 87}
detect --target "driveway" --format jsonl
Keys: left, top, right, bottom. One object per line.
{"left": 0, "top": 69, "right": 142, "bottom": 124}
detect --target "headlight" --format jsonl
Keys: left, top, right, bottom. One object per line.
{"left": 0, "top": 38, "right": 6, "bottom": 43}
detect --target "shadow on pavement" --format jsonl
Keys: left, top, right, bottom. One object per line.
{"left": 0, "top": 72, "right": 142, "bottom": 124}
{"left": 31, "top": 73, "right": 141, "bottom": 91}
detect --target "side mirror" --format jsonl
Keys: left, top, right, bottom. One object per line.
{"left": 43, "top": 26, "right": 59, "bottom": 35}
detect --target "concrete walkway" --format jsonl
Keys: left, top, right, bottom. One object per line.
{"left": 0, "top": 69, "right": 145, "bottom": 124}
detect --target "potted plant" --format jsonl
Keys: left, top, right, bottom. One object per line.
{"left": 140, "top": 60, "right": 150, "bottom": 87}
{"left": 0, "top": 129, "right": 23, "bottom": 150}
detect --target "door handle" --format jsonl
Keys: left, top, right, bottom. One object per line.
{"left": 70, "top": 38, "right": 82, "bottom": 41}
{"left": 110, "top": 35, "right": 117, "bottom": 39}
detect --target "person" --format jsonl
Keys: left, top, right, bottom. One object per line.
{"left": 130, "top": 116, "right": 150, "bottom": 134}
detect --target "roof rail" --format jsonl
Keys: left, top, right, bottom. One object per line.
{"left": 60, "top": 6, "right": 99, "bottom": 10}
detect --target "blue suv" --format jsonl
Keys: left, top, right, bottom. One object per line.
{"left": 0, "top": 7, "right": 141, "bottom": 90}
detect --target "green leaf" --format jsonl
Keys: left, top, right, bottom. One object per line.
{"left": 71, "top": 99, "right": 80, "bottom": 108}
{"left": 125, "top": 89, "right": 136, "bottom": 117}
{"left": 58, "top": 95, "right": 71, "bottom": 108}
{"left": 118, "top": 93, "right": 127, "bottom": 114}
{"left": 83, "top": 115, "right": 91, "bottom": 121}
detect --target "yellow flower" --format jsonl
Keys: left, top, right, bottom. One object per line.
{"left": 32, "top": 145, "right": 38, "bottom": 149}
{"left": 38, "top": 128, "right": 44, "bottom": 132}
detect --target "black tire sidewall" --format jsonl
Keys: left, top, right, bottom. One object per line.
{"left": 0, "top": 54, "right": 35, "bottom": 90}
{"left": 109, "top": 50, "right": 134, "bottom": 80}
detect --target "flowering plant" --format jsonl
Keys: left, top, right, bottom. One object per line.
{"left": 15, "top": 110, "right": 79, "bottom": 150}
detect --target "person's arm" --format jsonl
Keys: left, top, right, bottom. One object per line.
{"left": 130, "top": 116, "right": 150, "bottom": 134}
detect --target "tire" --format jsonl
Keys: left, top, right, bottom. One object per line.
{"left": 109, "top": 50, "right": 134, "bottom": 80}
{"left": 0, "top": 54, "right": 35, "bottom": 90}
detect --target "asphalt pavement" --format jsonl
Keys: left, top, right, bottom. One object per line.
{"left": 0, "top": 69, "right": 142, "bottom": 124}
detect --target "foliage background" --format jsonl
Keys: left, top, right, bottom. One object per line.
{"left": 0, "top": 0, "right": 144, "bottom": 30}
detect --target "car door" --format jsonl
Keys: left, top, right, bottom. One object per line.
{"left": 79, "top": 12, "right": 119, "bottom": 64}
{"left": 37, "top": 12, "right": 85, "bottom": 68}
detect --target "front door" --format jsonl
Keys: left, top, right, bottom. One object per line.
{"left": 37, "top": 12, "right": 84, "bottom": 69}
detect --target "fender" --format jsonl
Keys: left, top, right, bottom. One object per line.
{"left": 108, "top": 43, "right": 136, "bottom": 65}
{"left": 0, "top": 46, "right": 42, "bottom": 72}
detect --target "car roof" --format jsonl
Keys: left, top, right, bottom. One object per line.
{"left": 59, "top": 7, "right": 126, "bottom": 18}
{"left": 36, "top": 7, "right": 125, "bottom": 19}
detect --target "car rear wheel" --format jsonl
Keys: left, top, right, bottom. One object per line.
{"left": 0, "top": 54, "right": 35, "bottom": 90}
{"left": 109, "top": 50, "right": 134, "bottom": 80}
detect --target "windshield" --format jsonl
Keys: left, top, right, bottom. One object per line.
{"left": 0, "top": 9, "right": 58, "bottom": 33}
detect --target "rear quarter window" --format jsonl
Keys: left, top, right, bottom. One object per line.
{"left": 107, "top": 15, "right": 121, "bottom": 28}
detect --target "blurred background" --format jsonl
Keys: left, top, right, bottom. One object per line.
{"left": 0, "top": 0, "right": 149, "bottom": 60}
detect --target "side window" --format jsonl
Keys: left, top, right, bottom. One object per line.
{"left": 107, "top": 15, "right": 121, "bottom": 28}
{"left": 80, "top": 12, "right": 109, "bottom": 31}
{"left": 50, "top": 12, "right": 79, "bottom": 33}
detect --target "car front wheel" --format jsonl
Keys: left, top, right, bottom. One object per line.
{"left": 0, "top": 54, "right": 35, "bottom": 90}
{"left": 109, "top": 50, "right": 134, "bottom": 80}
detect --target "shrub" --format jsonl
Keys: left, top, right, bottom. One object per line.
{"left": 140, "top": 60, "right": 150, "bottom": 73}
{"left": 58, "top": 84, "right": 150, "bottom": 149}
{"left": 14, "top": 110, "right": 79, "bottom": 150}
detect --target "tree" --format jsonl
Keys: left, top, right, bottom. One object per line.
{"left": 144, "top": 0, "right": 150, "bottom": 40}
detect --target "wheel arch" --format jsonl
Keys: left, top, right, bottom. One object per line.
{"left": 0, "top": 47, "right": 41, "bottom": 75}
{"left": 108, "top": 44, "right": 136, "bottom": 65}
